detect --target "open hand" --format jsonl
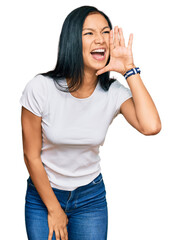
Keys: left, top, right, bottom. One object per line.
{"left": 96, "top": 26, "right": 135, "bottom": 76}
{"left": 48, "top": 205, "right": 69, "bottom": 240}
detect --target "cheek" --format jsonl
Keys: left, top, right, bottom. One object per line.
{"left": 82, "top": 41, "right": 94, "bottom": 62}
{"left": 82, "top": 49, "right": 90, "bottom": 63}
{"left": 105, "top": 36, "right": 110, "bottom": 47}
{"left": 82, "top": 37, "right": 91, "bottom": 50}
{"left": 82, "top": 43, "right": 89, "bottom": 60}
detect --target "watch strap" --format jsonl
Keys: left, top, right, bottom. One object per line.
{"left": 124, "top": 67, "right": 141, "bottom": 80}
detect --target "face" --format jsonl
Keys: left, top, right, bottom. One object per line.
{"left": 82, "top": 13, "right": 111, "bottom": 74}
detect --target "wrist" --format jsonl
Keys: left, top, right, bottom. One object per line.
{"left": 122, "top": 64, "right": 136, "bottom": 75}
{"left": 124, "top": 67, "right": 141, "bottom": 80}
{"left": 47, "top": 201, "right": 62, "bottom": 213}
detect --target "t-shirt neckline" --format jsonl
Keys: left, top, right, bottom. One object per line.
{"left": 65, "top": 78, "right": 99, "bottom": 101}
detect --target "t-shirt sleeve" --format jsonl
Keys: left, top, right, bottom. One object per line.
{"left": 111, "top": 79, "right": 132, "bottom": 118}
{"left": 19, "top": 75, "right": 48, "bottom": 117}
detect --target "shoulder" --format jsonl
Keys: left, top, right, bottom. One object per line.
{"left": 25, "top": 74, "right": 50, "bottom": 89}
{"left": 22, "top": 74, "right": 55, "bottom": 97}
{"left": 109, "top": 78, "right": 132, "bottom": 108}
{"left": 108, "top": 79, "right": 131, "bottom": 96}
{"left": 20, "top": 74, "right": 52, "bottom": 117}
{"left": 110, "top": 79, "right": 127, "bottom": 90}
{"left": 21, "top": 74, "right": 54, "bottom": 105}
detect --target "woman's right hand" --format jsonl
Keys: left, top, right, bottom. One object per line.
{"left": 20, "top": 107, "right": 69, "bottom": 239}
{"left": 48, "top": 205, "right": 69, "bottom": 240}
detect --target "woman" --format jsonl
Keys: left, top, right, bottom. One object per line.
{"left": 20, "top": 5, "right": 161, "bottom": 240}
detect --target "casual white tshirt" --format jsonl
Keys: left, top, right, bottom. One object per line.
{"left": 20, "top": 74, "right": 132, "bottom": 190}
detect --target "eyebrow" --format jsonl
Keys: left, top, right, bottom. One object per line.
{"left": 82, "top": 26, "right": 110, "bottom": 31}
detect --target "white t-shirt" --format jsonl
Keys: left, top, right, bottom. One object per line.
{"left": 20, "top": 74, "right": 132, "bottom": 190}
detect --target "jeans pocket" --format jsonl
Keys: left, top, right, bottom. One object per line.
{"left": 26, "top": 178, "right": 46, "bottom": 209}
{"left": 92, "top": 173, "right": 103, "bottom": 185}
{"left": 27, "top": 177, "right": 36, "bottom": 189}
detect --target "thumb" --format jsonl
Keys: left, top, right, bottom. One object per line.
{"left": 96, "top": 65, "right": 110, "bottom": 76}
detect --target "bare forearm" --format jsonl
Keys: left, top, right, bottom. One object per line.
{"left": 126, "top": 74, "right": 161, "bottom": 133}
{"left": 24, "top": 156, "right": 61, "bottom": 212}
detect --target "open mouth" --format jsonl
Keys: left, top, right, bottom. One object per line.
{"left": 90, "top": 48, "right": 106, "bottom": 61}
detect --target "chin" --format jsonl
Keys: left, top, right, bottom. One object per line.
{"left": 95, "top": 63, "right": 107, "bottom": 72}
{"left": 84, "top": 57, "right": 109, "bottom": 73}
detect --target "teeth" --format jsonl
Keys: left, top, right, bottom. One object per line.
{"left": 91, "top": 49, "right": 105, "bottom": 53}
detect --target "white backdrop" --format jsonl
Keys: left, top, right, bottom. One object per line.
{"left": 1, "top": 0, "right": 181, "bottom": 239}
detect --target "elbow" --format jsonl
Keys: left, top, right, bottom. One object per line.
{"left": 23, "top": 152, "right": 41, "bottom": 165}
{"left": 140, "top": 121, "right": 162, "bottom": 136}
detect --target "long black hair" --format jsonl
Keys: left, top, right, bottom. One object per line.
{"left": 40, "top": 5, "right": 116, "bottom": 92}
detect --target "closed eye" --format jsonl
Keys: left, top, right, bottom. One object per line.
{"left": 83, "top": 32, "right": 93, "bottom": 35}
{"left": 83, "top": 30, "right": 110, "bottom": 36}
{"left": 103, "top": 31, "right": 110, "bottom": 34}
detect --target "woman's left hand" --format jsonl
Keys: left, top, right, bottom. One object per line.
{"left": 96, "top": 26, "right": 135, "bottom": 76}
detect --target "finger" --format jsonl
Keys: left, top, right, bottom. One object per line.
{"left": 114, "top": 26, "right": 120, "bottom": 47}
{"left": 48, "top": 228, "right": 53, "bottom": 240}
{"left": 96, "top": 65, "right": 110, "bottom": 76}
{"left": 63, "top": 227, "right": 69, "bottom": 240}
{"left": 128, "top": 33, "right": 133, "bottom": 50}
{"left": 109, "top": 29, "right": 114, "bottom": 52}
{"left": 118, "top": 28, "right": 125, "bottom": 47}
{"left": 60, "top": 229, "right": 66, "bottom": 240}
{"left": 55, "top": 229, "right": 60, "bottom": 240}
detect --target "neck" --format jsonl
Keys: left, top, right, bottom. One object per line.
{"left": 67, "top": 70, "right": 98, "bottom": 91}
{"left": 82, "top": 70, "right": 98, "bottom": 90}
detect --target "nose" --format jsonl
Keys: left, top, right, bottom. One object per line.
{"left": 94, "top": 33, "right": 105, "bottom": 44}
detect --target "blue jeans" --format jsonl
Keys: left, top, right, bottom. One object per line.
{"left": 25, "top": 173, "right": 108, "bottom": 240}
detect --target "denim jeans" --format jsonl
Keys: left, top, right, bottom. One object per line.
{"left": 25, "top": 173, "right": 108, "bottom": 240}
